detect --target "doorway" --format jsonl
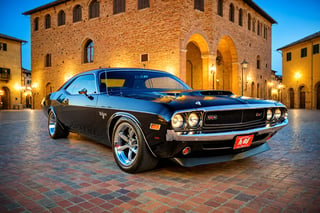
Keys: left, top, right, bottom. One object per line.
{"left": 289, "top": 88, "right": 294, "bottom": 108}
{"left": 299, "top": 86, "right": 306, "bottom": 109}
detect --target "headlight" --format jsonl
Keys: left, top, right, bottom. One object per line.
{"left": 274, "top": 108, "right": 281, "bottom": 120}
{"left": 283, "top": 109, "right": 288, "bottom": 120}
{"left": 171, "top": 114, "right": 184, "bottom": 129}
{"left": 266, "top": 109, "right": 273, "bottom": 120}
{"left": 188, "top": 113, "right": 200, "bottom": 128}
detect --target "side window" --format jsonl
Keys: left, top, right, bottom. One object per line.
{"left": 66, "top": 75, "right": 96, "bottom": 95}
{"left": 145, "top": 77, "right": 185, "bottom": 90}
{"left": 99, "top": 72, "right": 126, "bottom": 93}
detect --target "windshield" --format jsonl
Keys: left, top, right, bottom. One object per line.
{"left": 99, "top": 70, "right": 190, "bottom": 93}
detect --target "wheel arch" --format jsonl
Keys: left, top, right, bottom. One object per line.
{"left": 107, "top": 112, "right": 158, "bottom": 158}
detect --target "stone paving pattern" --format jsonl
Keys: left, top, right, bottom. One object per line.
{"left": 0, "top": 110, "right": 319, "bottom": 212}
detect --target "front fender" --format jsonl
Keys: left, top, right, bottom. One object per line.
{"left": 107, "top": 112, "right": 158, "bottom": 158}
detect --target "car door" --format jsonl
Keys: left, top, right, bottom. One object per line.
{"left": 61, "top": 74, "right": 98, "bottom": 136}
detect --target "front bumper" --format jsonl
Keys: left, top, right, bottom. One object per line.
{"left": 171, "top": 142, "right": 271, "bottom": 167}
{"left": 160, "top": 120, "right": 288, "bottom": 166}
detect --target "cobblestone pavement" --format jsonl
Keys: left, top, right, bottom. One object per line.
{"left": 0, "top": 109, "right": 319, "bottom": 213}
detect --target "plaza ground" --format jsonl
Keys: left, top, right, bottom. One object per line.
{"left": 0, "top": 109, "right": 319, "bottom": 212}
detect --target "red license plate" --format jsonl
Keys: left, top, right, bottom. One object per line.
{"left": 234, "top": 135, "right": 254, "bottom": 149}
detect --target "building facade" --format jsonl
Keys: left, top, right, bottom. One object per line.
{"left": 278, "top": 31, "right": 320, "bottom": 109}
{"left": 24, "top": 0, "right": 277, "bottom": 109}
{"left": 0, "top": 34, "right": 26, "bottom": 110}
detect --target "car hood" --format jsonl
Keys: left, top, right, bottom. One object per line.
{"left": 116, "top": 89, "right": 281, "bottom": 110}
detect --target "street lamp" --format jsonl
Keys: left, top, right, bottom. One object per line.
{"left": 241, "top": 59, "right": 248, "bottom": 96}
{"left": 210, "top": 64, "right": 216, "bottom": 89}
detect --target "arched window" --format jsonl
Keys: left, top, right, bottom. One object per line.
{"left": 34, "top": 17, "right": 39, "bottom": 31}
{"left": 73, "top": 5, "right": 82, "bottom": 22}
{"left": 257, "top": 20, "right": 260, "bottom": 35}
{"left": 194, "top": 0, "right": 204, "bottom": 12}
{"left": 238, "top": 9, "right": 243, "bottom": 26}
{"left": 217, "top": 0, "right": 223, "bottom": 16}
{"left": 114, "top": 0, "right": 126, "bottom": 14}
{"left": 257, "top": 55, "right": 260, "bottom": 69}
{"left": 252, "top": 19, "right": 256, "bottom": 32}
{"left": 84, "top": 40, "right": 94, "bottom": 63}
{"left": 58, "top": 10, "right": 66, "bottom": 26}
{"left": 248, "top": 13, "right": 251, "bottom": 30}
{"left": 138, "top": 0, "right": 149, "bottom": 10}
{"left": 229, "top": 4, "right": 234, "bottom": 22}
{"left": 89, "top": 0, "right": 100, "bottom": 19}
{"left": 45, "top": 54, "right": 52, "bottom": 67}
{"left": 45, "top": 14, "right": 51, "bottom": 29}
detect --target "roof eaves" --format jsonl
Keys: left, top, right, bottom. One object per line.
{"left": 0, "top": 33, "right": 27, "bottom": 43}
{"left": 23, "top": 0, "right": 70, "bottom": 15}
{"left": 277, "top": 31, "right": 320, "bottom": 51}
{"left": 243, "top": 0, "right": 277, "bottom": 24}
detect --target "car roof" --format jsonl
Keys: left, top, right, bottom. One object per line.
{"left": 76, "top": 68, "right": 170, "bottom": 76}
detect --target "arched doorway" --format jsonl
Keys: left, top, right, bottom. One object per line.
{"left": 186, "top": 43, "right": 202, "bottom": 89}
{"left": 251, "top": 82, "right": 255, "bottom": 97}
{"left": 299, "top": 86, "right": 306, "bottom": 109}
{"left": 185, "top": 34, "right": 209, "bottom": 90}
{"left": 1, "top": 87, "right": 10, "bottom": 109}
{"left": 317, "top": 84, "right": 320, "bottom": 109}
{"left": 216, "top": 36, "right": 238, "bottom": 94}
{"left": 289, "top": 88, "right": 294, "bottom": 108}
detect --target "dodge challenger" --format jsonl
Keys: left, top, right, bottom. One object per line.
{"left": 42, "top": 68, "right": 288, "bottom": 173}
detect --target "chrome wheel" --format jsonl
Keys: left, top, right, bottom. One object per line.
{"left": 48, "top": 111, "right": 57, "bottom": 136}
{"left": 113, "top": 122, "right": 139, "bottom": 167}
{"left": 48, "top": 110, "right": 69, "bottom": 139}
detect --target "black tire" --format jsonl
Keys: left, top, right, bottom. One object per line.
{"left": 48, "top": 110, "right": 69, "bottom": 139}
{"left": 112, "top": 117, "right": 159, "bottom": 173}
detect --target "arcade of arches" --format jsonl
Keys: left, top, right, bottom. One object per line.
{"left": 185, "top": 34, "right": 239, "bottom": 95}
{"left": 287, "top": 83, "right": 320, "bottom": 109}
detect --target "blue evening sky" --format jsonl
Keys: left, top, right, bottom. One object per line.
{"left": 1, "top": 0, "right": 320, "bottom": 75}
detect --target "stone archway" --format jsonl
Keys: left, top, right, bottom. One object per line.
{"left": 185, "top": 34, "right": 209, "bottom": 90}
{"left": 216, "top": 36, "right": 239, "bottom": 94}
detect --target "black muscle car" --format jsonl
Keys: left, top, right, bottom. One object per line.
{"left": 42, "top": 68, "right": 288, "bottom": 173}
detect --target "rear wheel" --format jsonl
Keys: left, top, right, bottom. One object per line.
{"left": 112, "top": 117, "right": 159, "bottom": 173}
{"left": 48, "top": 110, "right": 69, "bottom": 139}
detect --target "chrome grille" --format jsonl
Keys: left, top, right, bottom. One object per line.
{"left": 203, "top": 109, "right": 266, "bottom": 132}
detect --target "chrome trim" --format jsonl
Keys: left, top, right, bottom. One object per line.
{"left": 166, "top": 119, "right": 288, "bottom": 142}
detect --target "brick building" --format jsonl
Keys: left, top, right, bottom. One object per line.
{"left": 278, "top": 31, "right": 320, "bottom": 109}
{"left": 0, "top": 34, "right": 26, "bottom": 109}
{"left": 24, "top": 0, "right": 277, "bottom": 109}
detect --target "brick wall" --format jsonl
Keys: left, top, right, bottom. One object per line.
{"left": 29, "top": 0, "right": 275, "bottom": 108}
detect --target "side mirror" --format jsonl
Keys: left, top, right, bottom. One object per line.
{"left": 78, "top": 88, "right": 94, "bottom": 100}
{"left": 78, "top": 88, "right": 88, "bottom": 95}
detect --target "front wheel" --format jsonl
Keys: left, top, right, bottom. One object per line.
{"left": 48, "top": 110, "right": 69, "bottom": 139}
{"left": 112, "top": 118, "right": 159, "bottom": 173}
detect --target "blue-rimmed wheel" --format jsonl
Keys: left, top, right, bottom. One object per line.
{"left": 112, "top": 117, "right": 158, "bottom": 173}
{"left": 48, "top": 110, "right": 69, "bottom": 139}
